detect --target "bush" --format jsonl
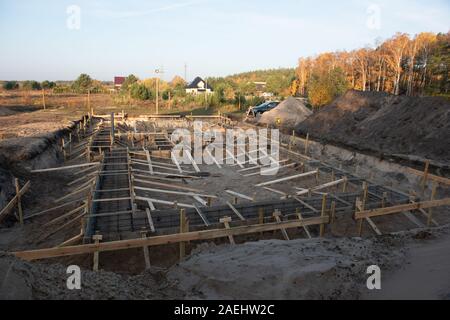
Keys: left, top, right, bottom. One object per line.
{"left": 130, "top": 83, "right": 152, "bottom": 100}
{"left": 41, "top": 80, "right": 56, "bottom": 89}
{"left": 23, "top": 80, "right": 42, "bottom": 90}
{"left": 3, "top": 81, "right": 19, "bottom": 90}
{"left": 71, "top": 74, "right": 93, "bottom": 93}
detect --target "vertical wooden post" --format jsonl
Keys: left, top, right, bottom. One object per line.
{"left": 342, "top": 176, "right": 348, "bottom": 192}
{"left": 330, "top": 201, "right": 336, "bottom": 224}
{"left": 220, "top": 217, "right": 235, "bottom": 244}
{"left": 179, "top": 209, "right": 186, "bottom": 261}
{"left": 140, "top": 229, "right": 151, "bottom": 270}
{"left": 422, "top": 160, "right": 430, "bottom": 189}
{"left": 304, "top": 133, "right": 309, "bottom": 155}
{"left": 361, "top": 181, "right": 368, "bottom": 209}
{"left": 110, "top": 113, "right": 115, "bottom": 147}
{"left": 427, "top": 182, "right": 438, "bottom": 227}
{"left": 61, "top": 138, "right": 67, "bottom": 161}
{"left": 319, "top": 194, "right": 327, "bottom": 237}
{"left": 258, "top": 207, "right": 264, "bottom": 224}
{"left": 315, "top": 169, "right": 320, "bottom": 183}
{"left": 356, "top": 197, "right": 363, "bottom": 237}
{"left": 207, "top": 197, "right": 212, "bottom": 207}
{"left": 42, "top": 88, "right": 46, "bottom": 110}
{"left": 15, "top": 178, "right": 24, "bottom": 225}
{"left": 381, "top": 192, "right": 388, "bottom": 208}
{"left": 233, "top": 197, "right": 238, "bottom": 205}
{"left": 92, "top": 233, "right": 103, "bottom": 271}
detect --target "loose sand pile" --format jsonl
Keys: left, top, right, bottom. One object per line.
{"left": 295, "top": 90, "right": 450, "bottom": 165}
{"left": 259, "top": 97, "right": 312, "bottom": 130}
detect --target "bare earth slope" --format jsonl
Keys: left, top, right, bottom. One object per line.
{"left": 295, "top": 90, "right": 450, "bottom": 166}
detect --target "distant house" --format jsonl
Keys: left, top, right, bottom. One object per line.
{"left": 114, "top": 76, "right": 126, "bottom": 90}
{"left": 186, "top": 77, "right": 213, "bottom": 95}
{"left": 253, "top": 81, "right": 274, "bottom": 99}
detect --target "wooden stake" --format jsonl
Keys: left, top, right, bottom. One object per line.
{"left": 296, "top": 208, "right": 311, "bottom": 239}
{"left": 427, "top": 182, "right": 438, "bottom": 226}
{"left": 273, "top": 210, "right": 289, "bottom": 240}
{"left": 304, "top": 133, "right": 309, "bottom": 155}
{"left": 15, "top": 178, "right": 24, "bottom": 225}
{"left": 140, "top": 229, "right": 151, "bottom": 270}
{"left": 220, "top": 217, "right": 235, "bottom": 244}
{"left": 319, "top": 194, "right": 327, "bottom": 237}
{"left": 330, "top": 201, "right": 336, "bottom": 224}
{"left": 92, "top": 233, "right": 102, "bottom": 271}
{"left": 42, "top": 88, "right": 46, "bottom": 110}
{"left": 179, "top": 209, "right": 186, "bottom": 261}
{"left": 422, "top": 160, "right": 430, "bottom": 189}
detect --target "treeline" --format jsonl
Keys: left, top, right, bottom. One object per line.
{"left": 2, "top": 80, "right": 56, "bottom": 90}
{"left": 207, "top": 68, "right": 295, "bottom": 97}
{"left": 293, "top": 31, "right": 450, "bottom": 106}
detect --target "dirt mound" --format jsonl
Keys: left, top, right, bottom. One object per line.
{"left": 259, "top": 97, "right": 312, "bottom": 130}
{"left": 295, "top": 90, "right": 450, "bottom": 165}
{"left": 0, "top": 252, "right": 183, "bottom": 299}
{"left": 168, "top": 236, "right": 406, "bottom": 300}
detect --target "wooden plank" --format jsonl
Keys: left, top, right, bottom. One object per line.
{"left": 406, "top": 167, "right": 450, "bottom": 186}
{"left": 135, "top": 196, "right": 195, "bottom": 209}
{"left": 255, "top": 170, "right": 318, "bottom": 187}
{"left": 225, "top": 190, "right": 254, "bottom": 202}
{"left": 273, "top": 210, "right": 289, "bottom": 240}
{"left": 365, "top": 217, "right": 382, "bottom": 236}
{"left": 263, "top": 187, "right": 287, "bottom": 196}
{"left": 244, "top": 163, "right": 296, "bottom": 177}
{"left": 293, "top": 196, "right": 319, "bottom": 213}
{"left": 296, "top": 178, "right": 346, "bottom": 196}
{"left": 31, "top": 162, "right": 100, "bottom": 173}
{"left": 226, "top": 149, "right": 244, "bottom": 169}
{"left": 226, "top": 201, "right": 246, "bottom": 221}
{"left": 145, "top": 208, "right": 156, "bottom": 233}
{"left": 220, "top": 217, "right": 235, "bottom": 244}
{"left": 296, "top": 208, "right": 311, "bottom": 239}
{"left": 355, "top": 198, "right": 450, "bottom": 220}
{"left": 13, "top": 215, "right": 330, "bottom": 261}
{"left": 43, "top": 204, "right": 86, "bottom": 228}
{"left": 402, "top": 212, "right": 425, "bottom": 228}
{"left": 205, "top": 148, "right": 222, "bottom": 169}
{"left": 193, "top": 204, "right": 210, "bottom": 226}
{"left": 58, "top": 233, "right": 83, "bottom": 247}
{"left": 134, "top": 186, "right": 216, "bottom": 199}
{"left": 133, "top": 178, "right": 203, "bottom": 193}
{"left": 193, "top": 195, "right": 207, "bottom": 206}
{"left": 24, "top": 199, "right": 84, "bottom": 220}
{"left": 145, "top": 149, "right": 154, "bottom": 174}
{"left": 0, "top": 181, "right": 31, "bottom": 223}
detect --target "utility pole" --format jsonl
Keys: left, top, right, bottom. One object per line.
{"left": 184, "top": 63, "right": 187, "bottom": 81}
{"left": 155, "top": 67, "right": 164, "bottom": 115}
{"left": 42, "top": 88, "right": 46, "bottom": 110}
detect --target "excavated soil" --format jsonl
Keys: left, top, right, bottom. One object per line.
{"left": 259, "top": 97, "right": 312, "bottom": 131}
{"left": 295, "top": 90, "right": 450, "bottom": 167}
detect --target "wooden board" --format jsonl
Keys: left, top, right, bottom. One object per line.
{"left": 13, "top": 216, "right": 329, "bottom": 261}
{"left": 354, "top": 198, "right": 450, "bottom": 220}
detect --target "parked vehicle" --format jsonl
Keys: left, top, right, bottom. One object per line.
{"left": 248, "top": 101, "right": 280, "bottom": 116}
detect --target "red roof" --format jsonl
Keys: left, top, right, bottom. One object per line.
{"left": 114, "top": 76, "right": 126, "bottom": 86}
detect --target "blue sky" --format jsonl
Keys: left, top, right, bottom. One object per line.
{"left": 0, "top": 0, "right": 449, "bottom": 81}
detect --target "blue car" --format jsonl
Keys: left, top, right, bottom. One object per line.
{"left": 248, "top": 101, "right": 280, "bottom": 116}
